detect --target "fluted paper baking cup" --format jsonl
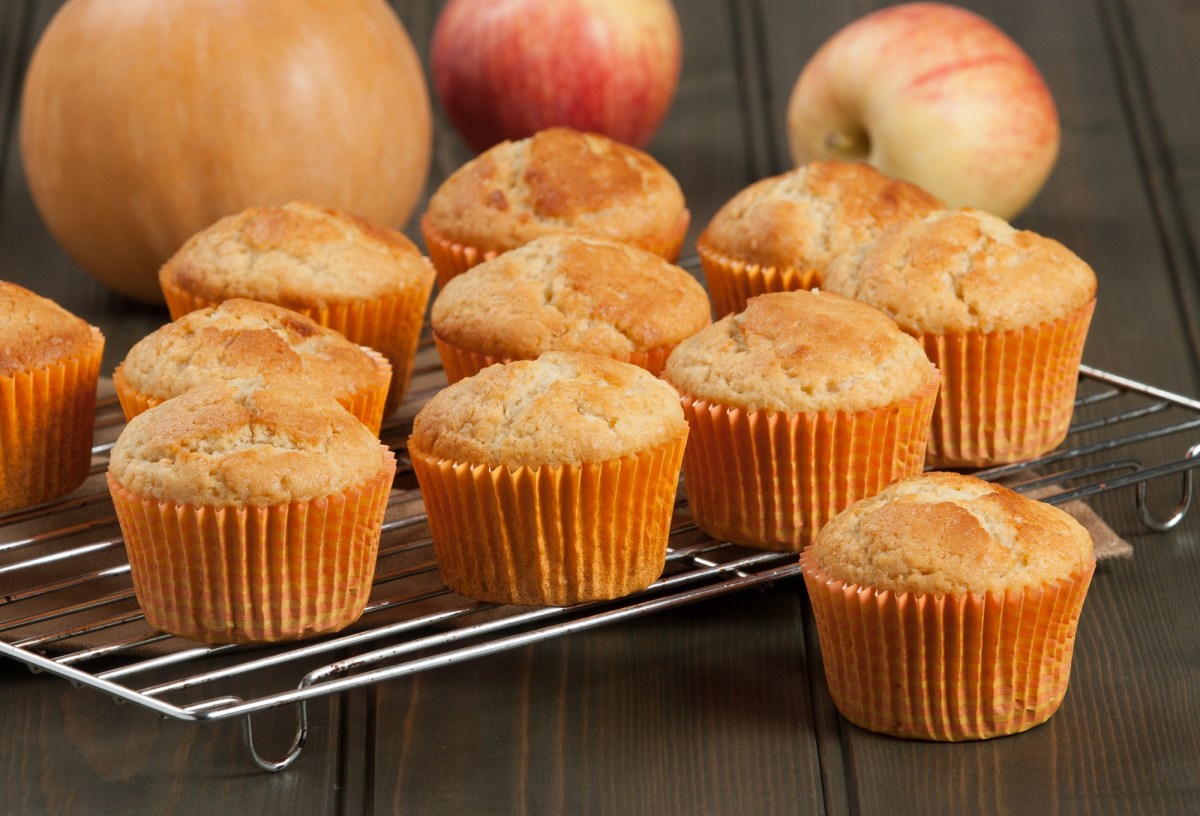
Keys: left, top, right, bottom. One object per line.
{"left": 678, "top": 374, "right": 938, "bottom": 552}
{"left": 801, "top": 547, "right": 1096, "bottom": 741}
{"left": 420, "top": 210, "right": 690, "bottom": 290}
{"left": 0, "top": 326, "right": 104, "bottom": 512}
{"left": 697, "top": 235, "right": 822, "bottom": 319}
{"left": 161, "top": 270, "right": 433, "bottom": 415}
{"left": 112, "top": 347, "right": 393, "bottom": 436}
{"left": 433, "top": 332, "right": 681, "bottom": 385}
{"left": 420, "top": 214, "right": 504, "bottom": 289}
{"left": 921, "top": 299, "right": 1095, "bottom": 468}
{"left": 107, "top": 448, "right": 396, "bottom": 644}
{"left": 410, "top": 432, "right": 688, "bottom": 606}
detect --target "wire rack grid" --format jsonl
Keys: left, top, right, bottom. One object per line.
{"left": 3, "top": 337, "right": 1199, "bottom": 772}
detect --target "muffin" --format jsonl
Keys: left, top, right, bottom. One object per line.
{"left": 431, "top": 234, "right": 711, "bottom": 382}
{"left": 409, "top": 352, "right": 689, "bottom": 606}
{"left": 662, "top": 289, "right": 939, "bottom": 551}
{"left": 0, "top": 281, "right": 104, "bottom": 511}
{"left": 113, "top": 298, "right": 392, "bottom": 434}
{"left": 157, "top": 201, "right": 435, "bottom": 415}
{"left": 802, "top": 471, "right": 1096, "bottom": 740}
{"left": 420, "top": 127, "right": 689, "bottom": 286}
{"left": 822, "top": 208, "right": 1097, "bottom": 467}
{"left": 697, "top": 160, "right": 943, "bottom": 317}
{"left": 106, "top": 378, "right": 396, "bottom": 644}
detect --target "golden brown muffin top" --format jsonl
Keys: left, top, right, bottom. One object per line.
{"left": 109, "top": 378, "right": 385, "bottom": 506}
{"left": 811, "top": 471, "right": 1095, "bottom": 595}
{"left": 698, "top": 160, "right": 943, "bottom": 273}
{"left": 431, "top": 234, "right": 710, "bottom": 359}
{"left": 822, "top": 208, "right": 1098, "bottom": 334}
{"left": 410, "top": 351, "right": 687, "bottom": 469}
{"left": 158, "top": 201, "right": 435, "bottom": 309}
{"left": 663, "top": 290, "right": 936, "bottom": 414}
{"left": 119, "top": 299, "right": 382, "bottom": 403}
{"left": 0, "top": 281, "right": 94, "bottom": 377}
{"left": 423, "top": 127, "right": 686, "bottom": 253}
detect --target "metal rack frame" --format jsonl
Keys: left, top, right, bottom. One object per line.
{"left": 3, "top": 357, "right": 1199, "bottom": 772}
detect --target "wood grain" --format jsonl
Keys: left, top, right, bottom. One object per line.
{"left": 2, "top": 0, "right": 1200, "bottom": 813}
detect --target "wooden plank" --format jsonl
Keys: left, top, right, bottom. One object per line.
{"left": 0, "top": 656, "right": 350, "bottom": 815}
{"left": 370, "top": 586, "right": 823, "bottom": 815}
{"left": 368, "top": 2, "right": 827, "bottom": 812}
{"left": 1103, "top": 0, "right": 1200, "bottom": 362}
{"left": 753, "top": 0, "right": 1200, "bottom": 813}
{"left": 0, "top": 1, "right": 30, "bottom": 168}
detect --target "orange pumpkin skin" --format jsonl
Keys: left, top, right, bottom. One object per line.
{"left": 20, "top": 0, "right": 432, "bottom": 304}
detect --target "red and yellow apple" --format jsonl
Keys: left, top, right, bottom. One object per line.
{"left": 431, "top": 0, "right": 682, "bottom": 152}
{"left": 786, "top": 2, "right": 1059, "bottom": 220}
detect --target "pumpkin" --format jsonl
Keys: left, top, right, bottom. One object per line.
{"left": 20, "top": 0, "right": 432, "bottom": 304}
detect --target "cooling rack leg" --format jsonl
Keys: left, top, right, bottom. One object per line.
{"left": 1136, "top": 443, "right": 1200, "bottom": 531}
{"left": 241, "top": 701, "right": 309, "bottom": 773}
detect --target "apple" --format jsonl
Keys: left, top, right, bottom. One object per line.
{"left": 786, "top": 2, "right": 1059, "bottom": 220}
{"left": 431, "top": 0, "right": 682, "bottom": 152}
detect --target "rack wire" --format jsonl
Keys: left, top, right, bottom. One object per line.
{"left": 3, "top": 341, "right": 1199, "bottom": 772}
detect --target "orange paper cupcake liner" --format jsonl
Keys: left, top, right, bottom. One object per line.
{"left": 161, "top": 271, "right": 434, "bottom": 416}
{"left": 1, "top": 326, "right": 104, "bottom": 512}
{"left": 111, "top": 347, "right": 393, "bottom": 436}
{"left": 678, "top": 374, "right": 939, "bottom": 551}
{"left": 420, "top": 210, "right": 691, "bottom": 290}
{"left": 921, "top": 300, "right": 1096, "bottom": 468}
{"left": 432, "top": 332, "right": 681, "bottom": 385}
{"left": 697, "top": 235, "right": 822, "bottom": 319}
{"left": 410, "top": 432, "right": 688, "bottom": 607}
{"left": 801, "top": 547, "right": 1096, "bottom": 741}
{"left": 107, "top": 449, "right": 396, "bottom": 644}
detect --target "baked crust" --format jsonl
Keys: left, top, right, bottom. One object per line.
{"left": 823, "top": 208, "right": 1098, "bottom": 333}
{"left": 699, "top": 160, "right": 942, "bottom": 273}
{"left": 410, "top": 351, "right": 687, "bottom": 469}
{"left": 663, "top": 289, "right": 936, "bottom": 413}
{"left": 811, "top": 471, "right": 1095, "bottom": 594}
{"left": 120, "top": 298, "right": 380, "bottom": 402}
{"left": 423, "top": 127, "right": 686, "bottom": 252}
{"left": 158, "top": 201, "right": 433, "bottom": 308}
{"left": 0, "top": 281, "right": 93, "bottom": 377}
{"left": 431, "top": 234, "right": 710, "bottom": 359}
{"left": 109, "top": 379, "right": 385, "bottom": 506}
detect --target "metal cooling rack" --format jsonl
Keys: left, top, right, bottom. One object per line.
{"left": 2, "top": 347, "right": 1199, "bottom": 773}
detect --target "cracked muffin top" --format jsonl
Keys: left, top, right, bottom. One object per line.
{"left": 0, "top": 281, "right": 95, "bottom": 377}
{"left": 811, "top": 471, "right": 1094, "bottom": 595}
{"left": 409, "top": 351, "right": 687, "bottom": 469}
{"left": 422, "top": 127, "right": 686, "bottom": 254}
{"left": 157, "top": 201, "right": 434, "bottom": 309}
{"left": 822, "top": 208, "right": 1098, "bottom": 334}
{"left": 663, "top": 289, "right": 937, "bottom": 414}
{"left": 430, "top": 234, "right": 710, "bottom": 360}
{"left": 698, "top": 160, "right": 943, "bottom": 276}
{"left": 109, "top": 378, "right": 386, "bottom": 506}
{"left": 118, "top": 298, "right": 384, "bottom": 403}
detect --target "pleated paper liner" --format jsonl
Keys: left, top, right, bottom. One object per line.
{"left": 921, "top": 299, "right": 1096, "bottom": 468}
{"left": 678, "top": 374, "right": 939, "bottom": 552}
{"left": 111, "top": 346, "right": 393, "bottom": 435}
{"left": 160, "top": 270, "right": 434, "bottom": 416}
{"left": 801, "top": 547, "right": 1096, "bottom": 741}
{"left": 107, "top": 448, "right": 396, "bottom": 645}
{"left": 696, "top": 234, "right": 822, "bottom": 319}
{"left": 0, "top": 326, "right": 104, "bottom": 512}
{"left": 409, "top": 432, "right": 688, "bottom": 607}
{"left": 432, "top": 332, "right": 680, "bottom": 385}
{"left": 420, "top": 209, "right": 691, "bottom": 290}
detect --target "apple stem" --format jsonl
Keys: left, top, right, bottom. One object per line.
{"left": 824, "top": 130, "right": 870, "bottom": 161}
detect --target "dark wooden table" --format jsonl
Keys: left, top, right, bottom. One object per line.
{"left": 3, "top": 1, "right": 1200, "bottom": 813}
